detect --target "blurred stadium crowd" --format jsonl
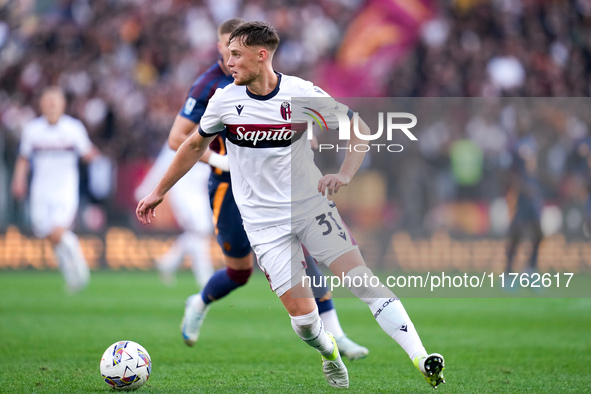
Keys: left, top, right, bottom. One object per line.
{"left": 1, "top": 0, "right": 591, "bottom": 241}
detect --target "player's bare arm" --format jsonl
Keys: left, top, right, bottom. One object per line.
{"left": 318, "top": 116, "right": 371, "bottom": 196}
{"left": 136, "top": 131, "right": 215, "bottom": 224}
{"left": 168, "top": 115, "right": 212, "bottom": 161}
{"left": 168, "top": 115, "right": 199, "bottom": 151}
{"left": 10, "top": 156, "right": 30, "bottom": 200}
{"left": 167, "top": 114, "right": 228, "bottom": 171}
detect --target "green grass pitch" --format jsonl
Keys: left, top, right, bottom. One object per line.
{"left": 0, "top": 270, "right": 590, "bottom": 392}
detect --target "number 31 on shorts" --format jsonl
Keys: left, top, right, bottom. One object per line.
{"left": 315, "top": 211, "right": 348, "bottom": 241}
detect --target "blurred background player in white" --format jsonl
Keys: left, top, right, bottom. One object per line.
{"left": 134, "top": 142, "right": 215, "bottom": 288}
{"left": 11, "top": 86, "right": 99, "bottom": 293}
{"left": 167, "top": 18, "right": 368, "bottom": 361}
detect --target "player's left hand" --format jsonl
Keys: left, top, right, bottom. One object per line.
{"left": 136, "top": 192, "right": 164, "bottom": 225}
{"left": 318, "top": 173, "right": 351, "bottom": 196}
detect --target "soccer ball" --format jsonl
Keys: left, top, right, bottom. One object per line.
{"left": 100, "top": 340, "right": 151, "bottom": 390}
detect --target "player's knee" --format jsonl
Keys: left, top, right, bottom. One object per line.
{"left": 48, "top": 228, "right": 66, "bottom": 245}
{"left": 226, "top": 266, "right": 252, "bottom": 285}
{"left": 224, "top": 251, "right": 253, "bottom": 270}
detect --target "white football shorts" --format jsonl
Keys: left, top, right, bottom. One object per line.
{"left": 249, "top": 201, "right": 358, "bottom": 297}
{"left": 30, "top": 194, "right": 78, "bottom": 238}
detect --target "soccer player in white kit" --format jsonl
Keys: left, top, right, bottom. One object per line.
{"left": 136, "top": 22, "right": 445, "bottom": 389}
{"left": 11, "top": 86, "right": 99, "bottom": 293}
{"left": 134, "top": 142, "right": 215, "bottom": 287}
{"left": 169, "top": 18, "right": 368, "bottom": 361}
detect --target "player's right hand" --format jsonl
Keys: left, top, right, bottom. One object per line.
{"left": 136, "top": 191, "right": 164, "bottom": 225}
{"left": 318, "top": 172, "right": 351, "bottom": 196}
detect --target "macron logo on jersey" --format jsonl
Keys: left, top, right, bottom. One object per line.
{"left": 235, "top": 105, "right": 244, "bottom": 115}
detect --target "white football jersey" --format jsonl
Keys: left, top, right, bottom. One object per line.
{"left": 198, "top": 73, "right": 349, "bottom": 232}
{"left": 19, "top": 115, "right": 93, "bottom": 201}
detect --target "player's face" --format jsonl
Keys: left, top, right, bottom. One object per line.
{"left": 39, "top": 91, "right": 66, "bottom": 124}
{"left": 227, "top": 38, "right": 262, "bottom": 86}
{"left": 217, "top": 32, "right": 231, "bottom": 67}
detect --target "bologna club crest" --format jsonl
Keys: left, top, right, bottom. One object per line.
{"left": 280, "top": 101, "right": 291, "bottom": 120}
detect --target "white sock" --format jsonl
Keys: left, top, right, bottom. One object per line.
{"left": 345, "top": 266, "right": 427, "bottom": 361}
{"left": 190, "top": 292, "right": 207, "bottom": 312}
{"left": 368, "top": 298, "right": 427, "bottom": 361}
{"left": 54, "top": 241, "right": 79, "bottom": 289}
{"left": 181, "top": 232, "right": 214, "bottom": 288}
{"left": 320, "top": 309, "right": 345, "bottom": 339}
{"left": 60, "top": 231, "right": 90, "bottom": 285}
{"left": 291, "top": 309, "right": 335, "bottom": 359}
